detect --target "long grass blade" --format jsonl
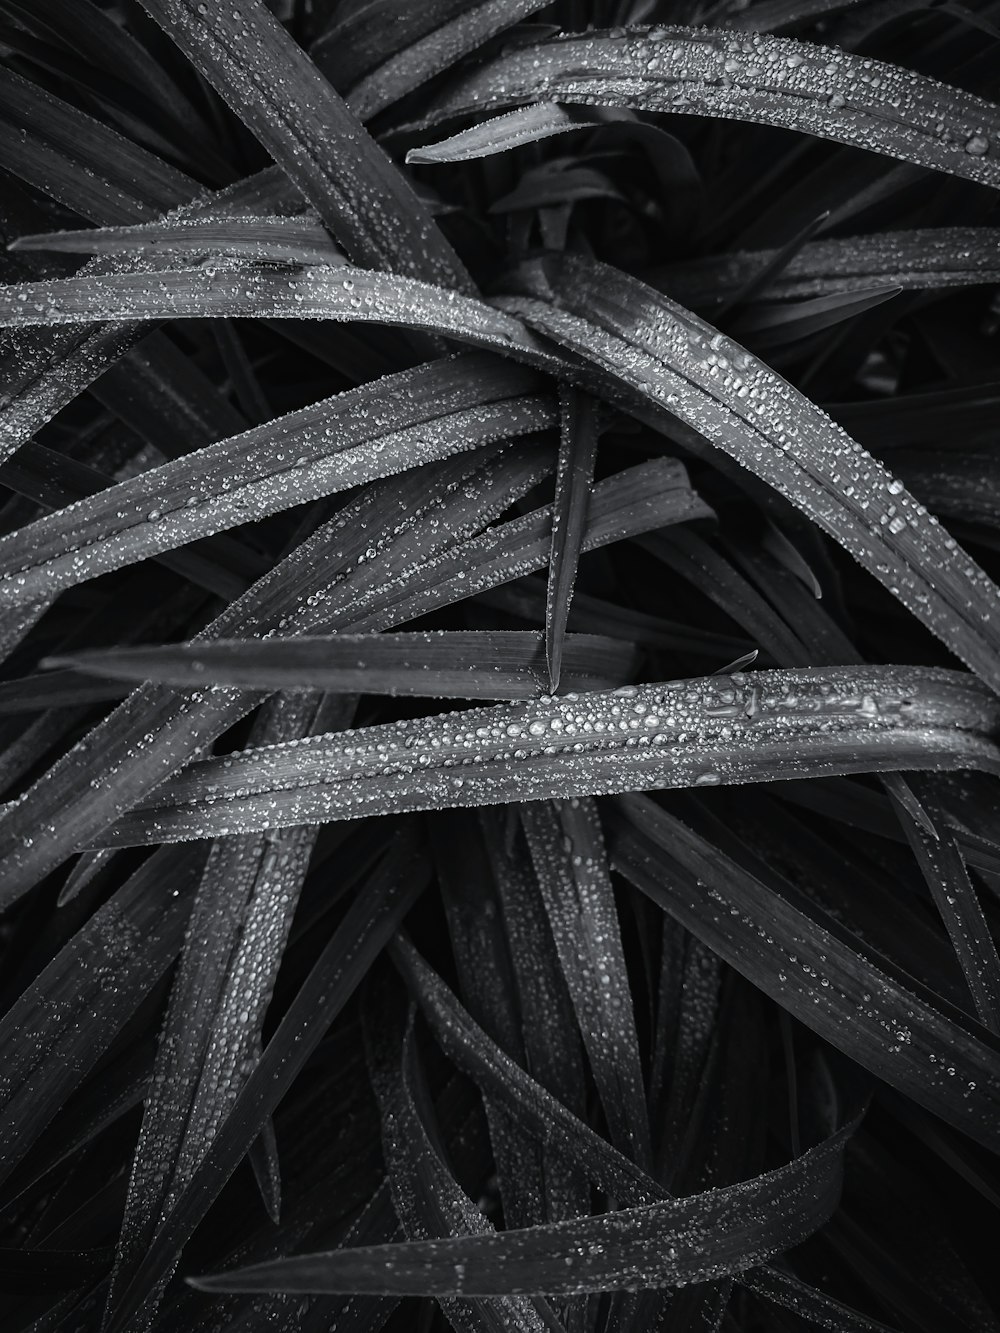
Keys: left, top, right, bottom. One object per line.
{"left": 95, "top": 665, "right": 1000, "bottom": 845}
{"left": 611, "top": 794, "right": 1000, "bottom": 1152}
{"left": 413, "top": 26, "right": 1000, "bottom": 189}
{"left": 138, "top": 0, "right": 471, "bottom": 289}
{"left": 497, "top": 254, "right": 1000, "bottom": 696}
{"left": 51, "top": 631, "right": 638, "bottom": 700}
{"left": 0, "top": 355, "right": 553, "bottom": 608}
{"left": 545, "top": 388, "right": 599, "bottom": 694}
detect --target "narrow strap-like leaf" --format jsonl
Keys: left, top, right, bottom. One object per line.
{"left": 520, "top": 798, "right": 652, "bottom": 1170}
{"left": 414, "top": 27, "right": 1000, "bottom": 189}
{"left": 11, "top": 214, "right": 343, "bottom": 266}
{"left": 611, "top": 794, "right": 1000, "bottom": 1153}
{"left": 648, "top": 229, "right": 1000, "bottom": 306}
{"left": 50, "top": 631, "right": 638, "bottom": 700}
{"left": 0, "top": 844, "right": 206, "bottom": 1190}
{"left": 190, "top": 1125, "right": 850, "bottom": 1295}
{"left": 363, "top": 989, "right": 557, "bottom": 1333}
{"left": 497, "top": 253, "right": 1000, "bottom": 697}
{"left": 0, "top": 354, "right": 553, "bottom": 608}
{"left": 889, "top": 776, "right": 1000, "bottom": 1035}
{"left": 0, "top": 64, "right": 197, "bottom": 225}
{"left": 545, "top": 388, "right": 599, "bottom": 694}
{"left": 340, "top": 0, "right": 551, "bottom": 121}
{"left": 106, "top": 693, "right": 351, "bottom": 1318}
{"left": 102, "top": 828, "right": 429, "bottom": 1333}
{"left": 406, "top": 105, "right": 590, "bottom": 164}
{"left": 138, "top": 0, "right": 472, "bottom": 290}
{"left": 95, "top": 665, "right": 1000, "bottom": 846}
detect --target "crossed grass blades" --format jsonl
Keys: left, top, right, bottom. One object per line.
{"left": 2, "top": 1, "right": 1000, "bottom": 1331}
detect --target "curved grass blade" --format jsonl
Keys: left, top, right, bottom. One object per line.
{"left": 731, "top": 284, "right": 902, "bottom": 350}
{"left": 475, "top": 808, "right": 590, "bottom": 1225}
{"left": 740, "top": 1267, "right": 902, "bottom": 1333}
{"left": 190, "top": 1123, "right": 848, "bottom": 1295}
{"left": 364, "top": 990, "right": 557, "bottom": 1333}
{"left": 0, "top": 261, "right": 551, "bottom": 362}
{"left": 0, "top": 65, "right": 197, "bottom": 226}
{"left": 10, "top": 215, "right": 343, "bottom": 266}
{"left": 193, "top": 963, "right": 856, "bottom": 1298}
{"left": 648, "top": 228, "right": 1000, "bottom": 307}
{"left": 545, "top": 388, "right": 598, "bottom": 694}
{"left": 102, "top": 830, "right": 429, "bottom": 1333}
{"left": 889, "top": 776, "right": 1000, "bottom": 1035}
{"left": 520, "top": 797, "right": 653, "bottom": 1169}
{"left": 97, "top": 665, "right": 1000, "bottom": 846}
{"left": 106, "top": 693, "right": 353, "bottom": 1321}
{"left": 342, "top": 0, "right": 550, "bottom": 121}
{"left": 0, "top": 844, "right": 206, "bottom": 1192}
{"left": 611, "top": 794, "right": 1000, "bottom": 1153}
{"left": 496, "top": 254, "right": 1000, "bottom": 696}
{"left": 431, "top": 811, "right": 553, "bottom": 1230}
{"left": 413, "top": 26, "right": 1000, "bottom": 189}
{"left": 0, "top": 354, "right": 554, "bottom": 608}
{"left": 388, "top": 931, "right": 902, "bottom": 1333}
{"left": 51, "top": 631, "right": 638, "bottom": 700}
{"left": 0, "top": 439, "right": 268, "bottom": 602}
{"left": 0, "top": 444, "right": 554, "bottom": 904}
{"left": 138, "top": 0, "right": 471, "bottom": 290}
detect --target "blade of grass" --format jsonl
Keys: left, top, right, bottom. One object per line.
{"left": 497, "top": 253, "right": 1000, "bottom": 697}
{"left": 102, "top": 829, "right": 429, "bottom": 1333}
{"left": 648, "top": 228, "right": 1000, "bottom": 306}
{"left": 96, "top": 664, "right": 1000, "bottom": 845}
{"left": 0, "top": 354, "right": 554, "bottom": 608}
{"left": 105, "top": 693, "right": 353, "bottom": 1318}
{"left": 10, "top": 214, "right": 343, "bottom": 266}
{"left": 520, "top": 796, "right": 653, "bottom": 1169}
{"left": 545, "top": 388, "right": 598, "bottom": 694}
{"left": 412, "top": 26, "right": 1000, "bottom": 189}
{"left": 48, "top": 631, "right": 638, "bottom": 700}
{"left": 611, "top": 794, "right": 1000, "bottom": 1153}
{"left": 138, "top": 0, "right": 471, "bottom": 289}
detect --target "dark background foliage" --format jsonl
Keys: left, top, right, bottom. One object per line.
{"left": 0, "top": 2, "right": 999, "bottom": 1332}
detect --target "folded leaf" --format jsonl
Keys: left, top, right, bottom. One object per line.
{"left": 406, "top": 104, "right": 590, "bottom": 164}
